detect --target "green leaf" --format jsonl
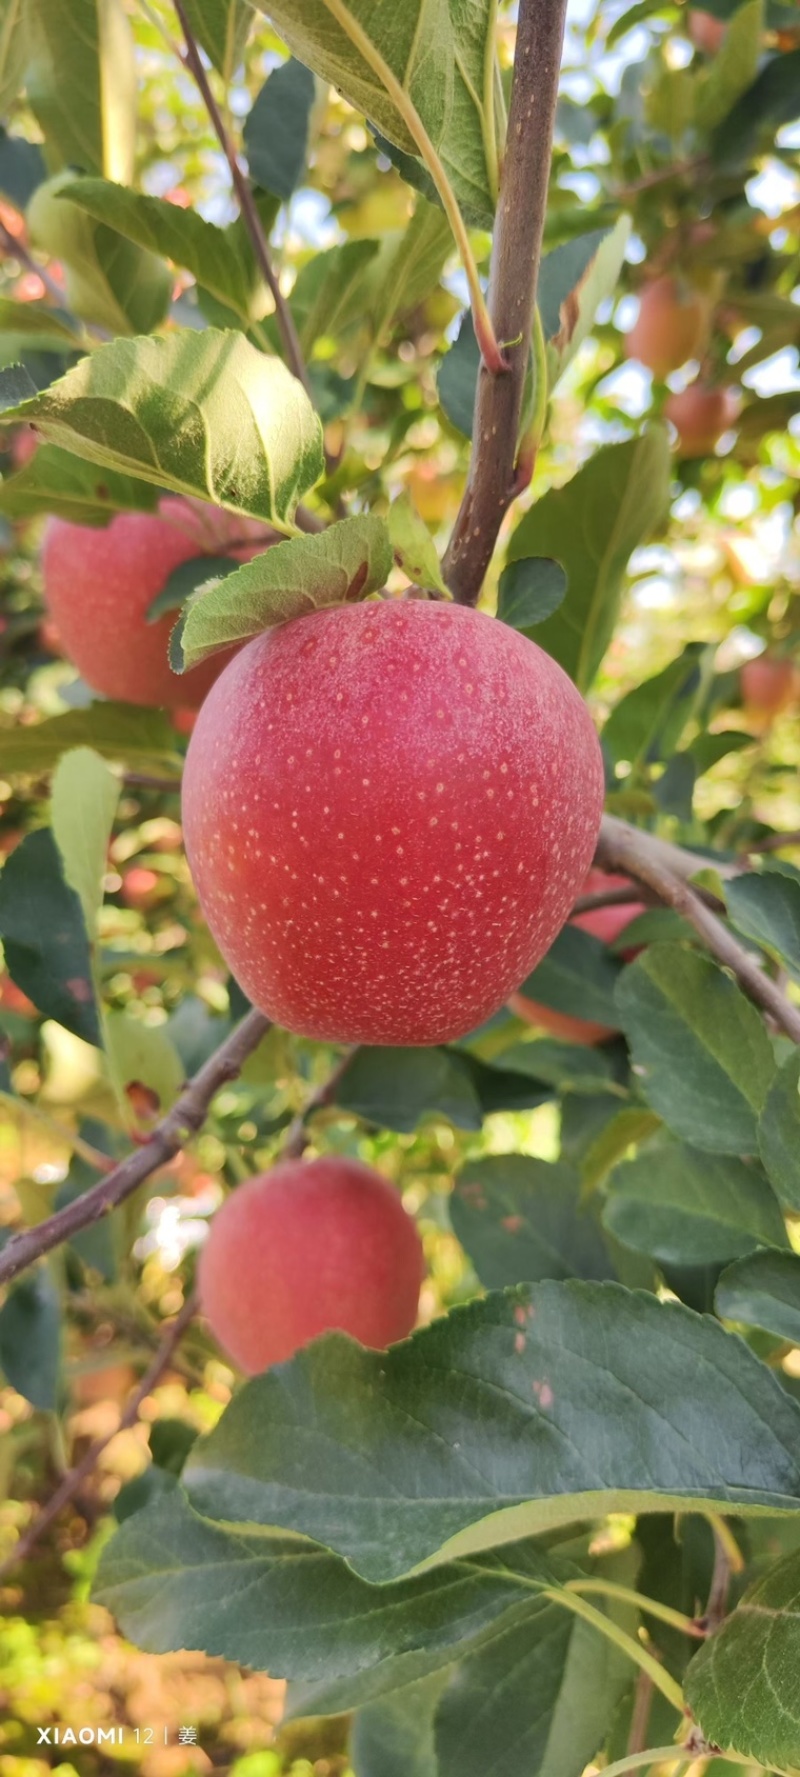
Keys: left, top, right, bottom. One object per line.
{"left": 684, "top": 1548, "right": 800, "bottom": 1769}
{"left": 602, "top": 645, "right": 706, "bottom": 771}
{"left": 496, "top": 1041, "right": 624, "bottom": 1097}
{"left": 0, "top": 828, "right": 100, "bottom": 1044}
{"left": 0, "top": 129, "right": 47, "bottom": 210}
{"left": 497, "top": 558, "right": 567, "bottom": 632}
{"left": 0, "top": 1270, "right": 60, "bottom": 1409}
{"left": 712, "top": 47, "right": 800, "bottom": 167}
{"left": 700, "top": 0, "right": 763, "bottom": 129}
{"left": 24, "top": 0, "right": 137, "bottom": 182}
{"left": 0, "top": 444, "right": 159, "bottom": 526}
{"left": 539, "top": 217, "right": 631, "bottom": 392}
{"left": 257, "top": 0, "right": 498, "bottom": 228}
{"left": 0, "top": 329, "right": 325, "bottom": 526}
{"left": 437, "top": 311, "right": 480, "bottom": 437}
{"left": 55, "top": 1144, "right": 116, "bottom": 1279}
{"left": 0, "top": 704, "right": 180, "bottom": 778}
{"left": 352, "top": 1674, "right": 447, "bottom": 1777}
{"left": 0, "top": 296, "right": 81, "bottom": 348}
{"left": 243, "top": 59, "right": 316, "bottom": 200}
{"left": 451, "top": 1155, "right": 616, "bottom": 1287}
{"left": 616, "top": 944, "right": 776, "bottom": 1155}
{"left": 603, "top": 1142, "right": 788, "bottom": 1267}
{"left": 181, "top": 1280, "right": 800, "bottom": 1582}
{"left": 59, "top": 178, "right": 261, "bottom": 323}
{"left": 51, "top": 748, "right": 120, "bottom": 944}
{"left": 758, "top": 1051, "right": 800, "bottom": 1212}
{"left": 0, "top": 365, "right": 38, "bottom": 409}
{"left": 716, "top": 1250, "right": 800, "bottom": 1344}
{"left": 580, "top": 1106, "right": 662, "bottom": 1192}
{"left": 181, "top": 0, "right": 251, "bottom": 80}
{"left": 505, "top": 431, "right": 672, "bottom": 691}
{"left": 387, "top": 497, "right": 448, "bottom": 594}
{"left": 0, "top": 0, "right": 27, "bottom": 114}
{"left": 27, "top": 175, "right": 173, "bottom": 336}
{"left": 335, "top": 1045, "right": 483, "bottom": 1133}
{"left": 104, "top": 1011, "right": 183, "bottom": 1113}
{"left": 179, "top": 518, "right": 391, "bottom": 669}
{"left": 368, "top": 200, "right": 453, "bottom": 341}
{"left": 434, "top": 1570, "right": 633, "bottom": 1777}
{"left": 726, "top": 870, "right": 800, "bottom": 982}
{"left": 147, "top": 555, "right": 241, "bottom": 625}
{"left": 517, "top": 926, "right": 624, "bottom": 1029}
{"left": 289, "top": 239, "right": 382, "bottom": 356}
{"left": 690, "top": 729, "right": 754, "bottom": 775}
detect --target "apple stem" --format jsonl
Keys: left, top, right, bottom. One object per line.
{"left": 443, "top": 0, "right": 569, "bottom": 606}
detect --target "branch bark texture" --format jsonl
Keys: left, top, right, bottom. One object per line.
{"left": 443, "top": 0, "right": 569, "bottom": 605}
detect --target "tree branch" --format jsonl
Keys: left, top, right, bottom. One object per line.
{"left": 0, "top": 1008, "right": 270, "bottom": 1289}
{"left": 282, "top": 1047, "right": 356, "bottom": 1160}
{"left": 596, "top": 814, "right": 800, "bottom": 1044}
{"left": 0, "top": 1293, "right": 197, "bottom": 1583}
{"left": 443, "top": 0, "right": 569, "bottom": 606}
{"left": 172, "top": 0, "right": 313, "bottom": 403}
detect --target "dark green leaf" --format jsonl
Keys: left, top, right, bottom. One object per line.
{"left": 147, "top": 555, "right": 240, "bottom": 625}
{"left": 437, "top": 311, "right": 480, "bottom": 437}
{"left": 179, "top": 518, "right": 391, "bottom": 669}
{"left": 0, "top": 1269, "right": 60, "bottom": 1409}
{"left": 518, "top": 926, "right": 624, "bottom": 1029}
{"left": 0, "top": 297, "right": 81, "bottom": 348}
{"left": 0, "top": 704, "right": 180, "bottom": 778}
{"left": 351, "top": 1674, "right": 448, "bottom": 1777}
{"left": 758, "top": 1051, "right": 800, "bottom": 1212}
{"left": 684, "top": 1548, "right": 800, "bottom": 1768}
{"left": 497, "top": 1040, "right": 624, "bottom": 1096}
{"left": 59, "top": 178, "right": 260, "bottom": 323}
{"left": 0, "top": 828, "right": 100, "bottom": 1044}
{"left": 0, "top": 328, "right": 324, "bottom": 525}
{"left": 182, "top": 1280, "right": 800, "bottom": 1582}
{"left": 603, "top": 1142, "right": 788, "bottom": 1266}
{"left": 335, "top": 1046, "right": 483, "bottom": 1133}
{"left": 27, "top": 175, "right": 171, "bottom": 337}
{"left": 24, "top": 0, "right": 137, "bottom": 181}
{"left": 256, "top": 0, "right": 498, "bottom": 228}
{"left": 700, "top": 0, "right": 763, "bottom": 130}
{"left": 497, "top": 558, "right": 567, "bottom": 632}
{"left": 458, "top": 1052, "right": 553, "bottom": 1116}
{"left": 727, "top": 870, "right": 800, "bottom": 982}
{"left": 451, "top": 1155, "right": 616, "bottom": 1287}
{"left": 616, "top": 944, "right": 776, "bottom": 1155}
{"left": 716, "top": 1250, "right": 800, "bottom": 1343}
{"left": 689, "top": 729, "right": 753, "bottom": 775}
{"left": 55, "top": 1151, "right": 116, "bottom": 1279}
{"left": 181, "top": 0, "right": 251, "bottom": 79}
{"left": 0, "top": 365, "right": 38, "bottom": 410}
{"left": 540, "top": 217, "right": 631, "bottom": 392}
{"left": 712, "top": 48, "right": 800, "bottom": 167}
{"left": 0, "top": 443, "right": 159, "bottom": 526}
{"left": 505, "top": 431, "right": 672, "bottom": 691}
{"left": 0, "top": 130, "right": 47, "bottom": 210}
{"left": 602, "top": 646, "right": 706, "bottom": 770}
{"left": 289, "top": 239, "right": 382, "bottom": 356}
{"left": 244, "top": 60, "right": 316, "bottom": 200}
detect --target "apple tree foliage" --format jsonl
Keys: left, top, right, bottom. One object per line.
{"left": 0, "top": 0, "right": 799, "bottom": 1772}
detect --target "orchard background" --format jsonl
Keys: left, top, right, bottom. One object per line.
{"left": 0, "top": 0, "right": 800, "bottom": 1774}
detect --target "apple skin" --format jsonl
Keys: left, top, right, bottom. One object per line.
{"left": 41, "top": 500, "right": 270, "bottom": 709}
{"left": 182, "top": 600, "right": 605, "bottom": 1047}
{"left": 508, "top": 867, "right": 645, "bottom": 1045}
{"left": 198, "top": 1157, "right": 424, "bottom": 1373}
{"left": 688, "top": 9, "right": 727, "bottom": 52}
{"left": 741, "top": 656, "right": 797, "bottom": 724}
{"left": 625, "top": 276, "right": 709, "bottom": 380}
{"left": 664, "top": 384, "right": 737, "bottom": 457}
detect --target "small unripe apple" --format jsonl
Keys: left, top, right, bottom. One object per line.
{"left": 508, "top": 867, "right": 645, "bottom": 1045}
{"left": 11, "top": 426, "right": 38, "bottom": 469}
{"left": 120, "top": 866, "right": 161, "bottom": 909}
{"left": 664, "top": 383, "right": 738, "bottom": 457}
{"left": 688, "top": 9, "right": 727, "bottom": 53}
{"left": 0, "top": 971, "right": 36, "bottom": 1017}
{"left": 182, "top": 601, "right": 605, "bottom": 1046}
{"left": 625, "top": 276, "right": 709, "bottom": 380}
{"left": 41, "top": 500, "right": 270, "bottom": 709}
{"left": 198, "top": 1158, "right": 424, "bottom": 1372}
{"left": 741, "top": 655, "right": 797, "bottom": 725}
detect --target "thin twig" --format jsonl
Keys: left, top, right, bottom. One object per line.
{"left": 122, "top": 773, "right": 182, "bottom": 793}
{"left": 596, "top": 814, "right": 800, "bottom": 1044}
{"left": 172, "top": 0, "right": 313, "bottom": 401}
{"left": 0, "top": 1009, "right": 270, "bottom": 1289}
{"left": 0, "top": 1294, "right": 197, "bottom": 1584}
{"left": 623, "top": 1671, "right": 656, "bottom": 1774}
{"left": 443, "top": 0, "right": 569, "bottom": 606}
{"left": 0, "top": 218, "right": 70, "bottom": 311}
{"left": 746, "top": 828, "right": 800, "bottom": 854}
{"left": 612, "top": 154, "right": 708, "bottom": 201}
{"left": 282, "top": 1047, "right": 356, "bottom": 1160}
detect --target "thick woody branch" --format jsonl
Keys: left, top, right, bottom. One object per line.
{"left": 0, "top": 1294, "right": 197, "bottom": 1583}
{"left": 443, "top": 0, "right": 569, "bottom": 605}
{"left": 173, "top": 0, "right": 313, "bottom": 402}
{"left": 596, "top": 814, "right": 800, "bottom": 1045}
{"left": 0, "top": 1008, "right": 270, "bottom": 1289}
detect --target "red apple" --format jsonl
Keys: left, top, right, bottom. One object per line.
{"left": 41, "top": 499, "right": 271, "bottom": 709}
{"left": 198, "top": 1157, "right": 424, "bottom": 1373}
{"left": 0, "top": 972, "right": 36, "bottom": 1017}
{"left": 625, "top": 276, "right": 709, "bottom": 380}
{"left": 508, "top": 867, "right": 646, "bottom": 1045}
{"left": 688, "top": 9, "right": 728, "bottom": 52}
{"left": 664, "top": 383, "right": 738, "bottom": 457}
{"left": 119, "top": 866, "right": 161, "bottom": 909}
{"left": 741, "top": 655, "right": 797, "bottom": 725}
{"left": 182, "top": 601, "right": 605, "bottom": 1046}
